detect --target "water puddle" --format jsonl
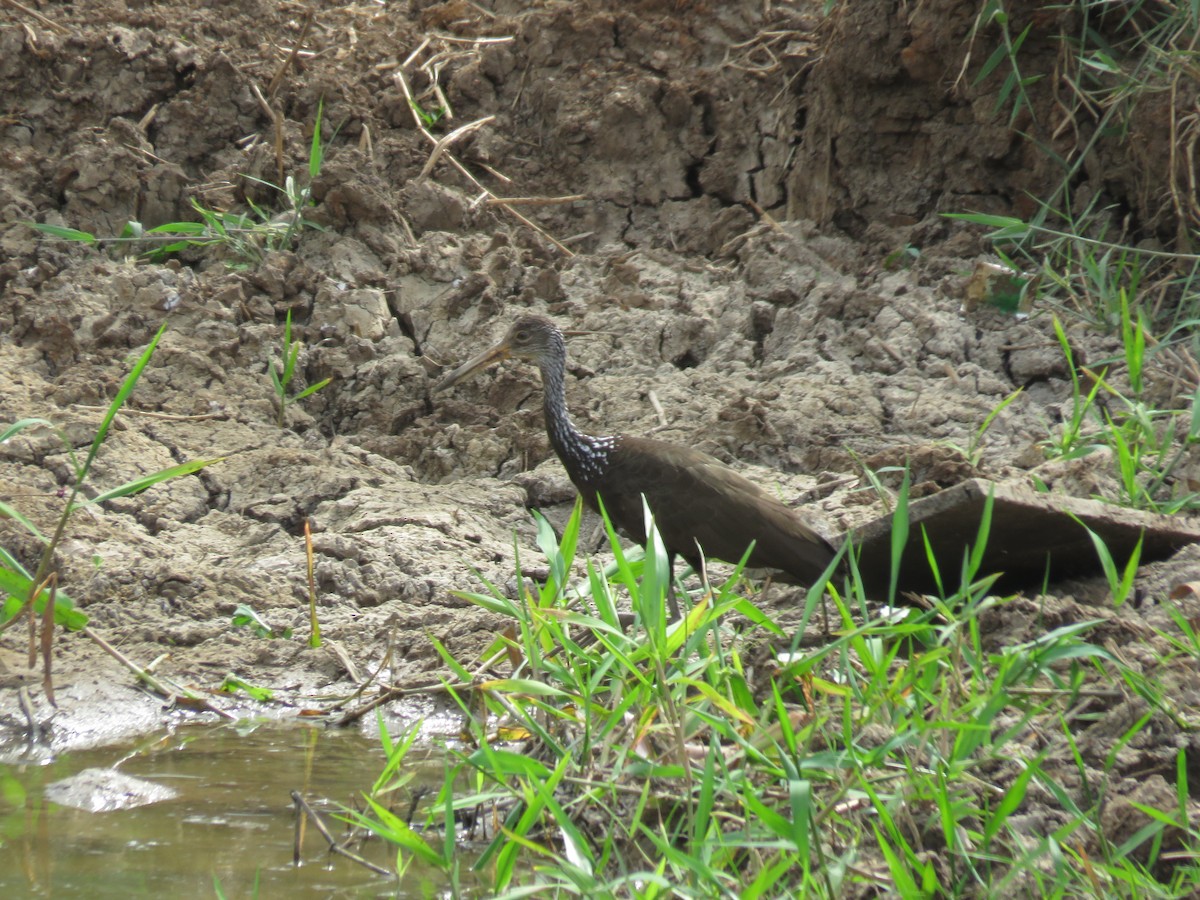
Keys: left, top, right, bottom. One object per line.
{"left": 0, "top": 720, "right": 461, "bottom": 898}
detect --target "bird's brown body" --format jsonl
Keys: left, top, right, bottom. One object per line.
{"left": 563, "top": 434, "right": 833, "bottom": 583}
{"left": 436, "top": 316, "right": 834, "bottom": 593}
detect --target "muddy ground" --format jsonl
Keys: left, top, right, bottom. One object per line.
{"left": 1, "top": 0, "right": 1199, "bottom": 871}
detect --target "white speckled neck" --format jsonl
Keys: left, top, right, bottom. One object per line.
{"left": 537, "top": 329, "right": 614, "bottom": 482}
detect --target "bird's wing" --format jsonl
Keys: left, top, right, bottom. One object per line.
{"left": 597, "top": 436, "right": 834, "bottom": 582}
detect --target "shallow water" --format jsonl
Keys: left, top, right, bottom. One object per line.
{"left": 0, "top": 720, "right": 456, "bottom": 898}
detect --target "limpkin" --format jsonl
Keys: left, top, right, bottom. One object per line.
{"left": 435, "top": 316, "right": 835, "bottom": 615}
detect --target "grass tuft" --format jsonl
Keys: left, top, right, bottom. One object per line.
{"left": 0, "top": 325, "right": 222, "bottom": 699}
{"left": 269, "top": 309, "right": 332, "bottom": 428}
{"left": 29, "top": 103, "right": 333, "bottom": 269}
{"left": 337, "top": 492, "right": 1200, "bottom": 896}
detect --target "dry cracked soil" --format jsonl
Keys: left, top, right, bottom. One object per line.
{"left": 2, "top": 0, "right": 1199, "bottom": 870}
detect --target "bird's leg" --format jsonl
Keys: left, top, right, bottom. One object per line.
{"left": 666, "top": 552, "right": 681, "bottom": 622}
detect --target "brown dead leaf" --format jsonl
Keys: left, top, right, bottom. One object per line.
{"left": 1169, "top": 581, "right": 1200, "bottom": 600}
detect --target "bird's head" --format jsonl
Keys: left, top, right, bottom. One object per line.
{"left": 503, "top": 316, "right": 562, "bottom": 362}
{"left": 434, "top": 316, "right": 564, "bottom": 392}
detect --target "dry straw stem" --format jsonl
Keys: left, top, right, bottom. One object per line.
{"left": 73, "top": 404, "right": 229, "bottom": 422}
{"left": 250, "top": 81, "right": 286, "bottom": 188}
{"left": 395, "top": 38, "right": 576, "bottom": 257}
{"left": 716, "top": 220, "right": 773, "bottom": 258}
{"left": 267, "top": 8, "right": 314, "bottom": 100}
{"left": 325, "top": 639, "right": 362, "bottom": 684}
{"left": 291, "top": 791, "right": 392, "bottom": 876}
{"left": 136, "top": 103, "right": 159, "bottom": 133}
{"left": 304, "top": 517, "right": 321, "bottom": 648}
{"left": 2, "top": 0, "right": 68, "bottom": 34}
{"left": 16, "top": 685, "right": 40, "bottom": 741}
{"left": 38, "top": 576, "right": 55, "bottom": 703}
{"left": 482, "top": 194, "right": 585, "bottom": 207}
{"left": 84, "top": 625, "right": 236, "bottom": 720}
{"left": 330, "top": 635, "right": 514, "bottom": 726}
{"left": 405, "top": 33, "right": 515, "bottom": 121}
{"left": 416, "top": 115, "right": 496, "bottom": 180}
{"left": 722, "top": 28, "right": 814, "bottom": 75}
{"left": 23, "top": 571, "right": 53, "bottom": 667}
{"left": 121, "top": 141, "right": 172, "bottom": 167}
{"left": 333, "top": 679, "right": 463, "bottom": 727}
{"left": 1143, "top": 333, "right": 1200, "bottom": 397}
{"left": 1168, "top": 68, "right": 1200, "bottom": 240}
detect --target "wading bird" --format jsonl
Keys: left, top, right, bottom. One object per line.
{"left": 435, "top": 316, "right": 835, "bottom": 616}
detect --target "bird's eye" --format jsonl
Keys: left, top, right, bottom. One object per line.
{"left": 515, "top": 330, "right": 529, "bottom": 342}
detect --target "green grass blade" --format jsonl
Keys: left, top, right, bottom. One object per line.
{"left": 944, "top": 212, "right": 1030, "bottom": 242}
{"left": 0, "top": 546, "right": 32, "bottom": 578}
{"left": 291, "top": 377, "right": 331, "bottom": 401}
{"left": 919, "top": 525, "right": 944, "bottom": 596}
{"left": 0, "top": 418, "right": 54, "bottom": 444}
{"left": 283, "top": 340, "right": 299, "bottom": 385}
{"left": 360, "top": 794, "right": 444, "bottom": 866}
{"left": 79, "top": 323, "right": 168, "bottom": 484}
{"left": 787, "top": 777, "right": 812, "bottom": 857}
{"left": 144, "top": 221, "right": 209, "bottom": 236}
{"left": 532, "top": 507, "right": 567, "bottom": 600}
{"left": 0, "top": 500, "right": 48, "bottom": 542}
{"left": 888, "top": 469, "right": 911, "bottom": 601}
{"left": 965, "top": 484, "right": 995, "bottom": 583}
{"left": 71, "top": 458, "right": 224, "bottom": 509}
{"left": 0, "top": 567, "right": 86, "bottom": 629}
{"left": 872, "top": 823, "right": 922, "bottom": 897}
{"left": 310, "top": 96, "right": 325, "bottom": 179}
{"left": 982, "top": 755, "right": 1039, "bottom": 847}
{"left": 29, "top": 223, "right": 96, "bottom": 242}
{"left": 974, "top": 39, "right": 1011, "bottom": 84}
{"left": 479, "top": 678, "right": 569, "bottom": 699}
{"left": 638, "top": 497, "right": 670, "bottom": 626}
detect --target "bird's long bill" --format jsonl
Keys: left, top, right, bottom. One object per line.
{"left": 433, "top": 341, "right": 511, "bottom": 392}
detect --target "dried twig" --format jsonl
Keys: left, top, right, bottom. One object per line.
{"left": 73, "top": 405, "right": 229, "bottom": 422}
{"left": 121, "top": 142, "right": 173, "bottom": 167}
{"left": 304, "top": 518, "right": 321, "bottom": 648}
{"left": 428, "top": 32, "right": 512, "bottom": 45}
{"left": 2, "top": 0, "right": 68, "bottom": 34}
{"left": 417, "top": 115, "right": 495, "bottom": 180}
{"left": 268, "top": 10, "right": 314, "bottom": 100}
{"left": 393, "top": 65, "right": 575, "bottom": 256}
{"left": 647, "top": 390, "right": 669, "bottom": 429}
{"left": 83, "top": 626, "right": 236, "bottom": 720}
{"left": 23, "top": 570, "right": 56, "bottom": 666}
{"left": 483, "top": 194, "right": 585, "bottom": 207}
{"left": 291, "top": 791, "right": 394, "bottom": 876}
{"left": 332, "top": 680, "right": 450, "bottom": 727}
{"left": 250, "top": 82, "right": 285, "bottom": 187}
{"left": 748, "top": 198, "right": 788, "bottom": 236}
{"left": 325, "top": 640, "right": 362, "bottom": 684}
{"left": 17, "top": 685, "right": 40, "bottom": 742}
{"left": 137, "top": 103, "right": 160, "bottom": 132}
{"left": 40, "top": 577, "right": 56, "bottom": 705}
{"left": 722, "top": 29, "right": 812, "bottom": 75}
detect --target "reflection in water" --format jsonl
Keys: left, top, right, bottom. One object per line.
{"left": 0, "top": 721, "right": 456, "bottom": 898}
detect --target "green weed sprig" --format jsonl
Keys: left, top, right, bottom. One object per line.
{"left": 270, "top": 310, "right": 331, "bottom": 428}
{"left": 0, "top": 325, "right": 222, "bottom": 695}
{"left": 30, "top": 101, "right": 333, "bottom": 269}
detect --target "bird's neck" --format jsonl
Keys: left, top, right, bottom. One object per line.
{"left": 538, "top": 351, "right": 614, "bottom": 482}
